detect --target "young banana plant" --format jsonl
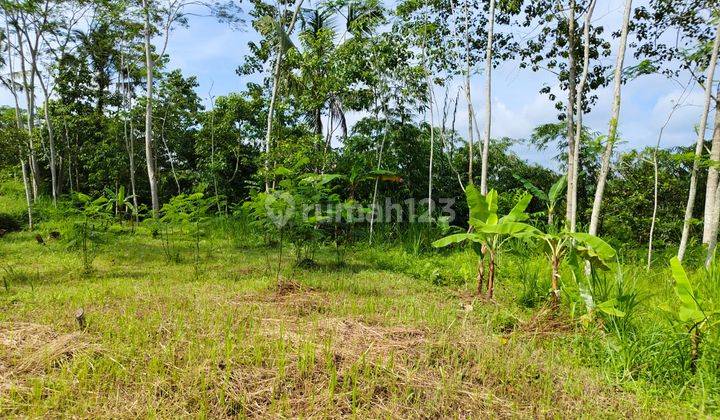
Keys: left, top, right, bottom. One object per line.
{"left": 513, "top": 174, "right": 567, "bottom": 227}
{"left": 662, "top": 257, "right": 719, "bottom": 372}
{"left": 536, "top": 230, "right": 616, "bottom": 304}
{"left": 433, "top": 185, "right": 536, "bottom": 299}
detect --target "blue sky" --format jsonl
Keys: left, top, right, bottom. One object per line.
{"left": 2, "top": 0, "right": 708, "bottom": 170}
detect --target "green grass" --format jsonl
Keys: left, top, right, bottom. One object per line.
{"left": 0, "top": 220, "right": 716, "bottom": 418}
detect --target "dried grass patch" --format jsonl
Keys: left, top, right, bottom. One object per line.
{"left": 0, "top": 322, "right": 101, "bottom": 393}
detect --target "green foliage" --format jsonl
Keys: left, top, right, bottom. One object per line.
{"left": 65, "top": 192, "right": 114, "bottom": 273}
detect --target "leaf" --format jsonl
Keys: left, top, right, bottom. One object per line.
{"left": 432, "top": 233, "right": 482, "bottom": 248}
{"left": 512, "top": 174, "right": 548, "bottom": 202}
{"left": 669, "top": 257, "right": 703, "bottom": 322}
{"left": 570, "top": 232, "right": 616, "bottom": 261}
{"left": 301, "top": 173, "right": 344, "bottom": 185}
{"left": 465, "top": 184, "right": 489, "bottom": 222}
{"left": 597, "top": 299, "right": 626, "bottom": 317}
{"left": 476, "top": 221, "right": 538, "bottom": 237}
{"left": 548, "top": 175, "right": 567, "bottom": 204}
{"left": 486, "top": 189, "right": 498, "bottom": 216}
{"left": 501, "top": 192, "right": 532, "bottom": 223}
{"left": 273, "top": 166, "right": 293, "bottom": 176}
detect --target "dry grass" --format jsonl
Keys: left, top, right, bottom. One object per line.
{"left": 0, "top": 231, "right": 701, "bottom": 418}
{"left": 0, "top": 322, "right": 101, "bottom": 393}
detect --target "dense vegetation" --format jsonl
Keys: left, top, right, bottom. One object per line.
{"left": 2, "top": 0, "right": 720, "bottom": 416}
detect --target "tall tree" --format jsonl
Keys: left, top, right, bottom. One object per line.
{"left": 587, "top": 0, "right": 633, "bottom": 236}
{"left": 568, "top": 0, "right": 596, "bottom": 232}
{"left": 520, "top": 0, "right": 611, "bottom": 229}
{"left": 479, "top": 0, "right": 495, "bottom": 194}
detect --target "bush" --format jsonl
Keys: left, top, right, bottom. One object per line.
{"left": 0, "top": 212, "right": 22, "bottom": 232}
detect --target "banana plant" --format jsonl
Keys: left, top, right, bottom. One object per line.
{"left": 104, "top": 186, "right": 138, "bottom": 225}
{"left": 536, "top": 229, "right": 616, "bottom": 305}
{"left": 513, "top": 174, "right": 566, "bottom": 227}
{"left": 433, "top": 185, "right": 537, "bottom": 299}
{"left": 662, "top": 257, "right": 719, "bottom": 372}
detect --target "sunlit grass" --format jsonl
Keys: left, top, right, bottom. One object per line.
{"left": 0, "top": 223, "right": 713, "bottom": 417}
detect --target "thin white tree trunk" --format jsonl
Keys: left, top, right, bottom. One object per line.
{"left": 14, "top": 25, "right": 40, "bottom": 199}
{"left": 5, "top": 17, "right": 33, "bottom": 228}
{"left": 37, "top": 75, "right": 58, "bottom": 204}
{"left": 565, "top": 0, "right": 577, "bottom": 226}
{"left": 143, "top": 0, "right": 160, "bottom": 214}
{"left": 464, "top": 0, "right": 473, "bottom": 184}
{"left": 424, "top": 58, "right": 436, "bottom": 217}
{"left": 703, "top": 88, "right": 720, "bottom": 244}
{"left": 705, "top": 180, "right": 720, "bottom": 267}
{"left": 647, "top": 82, "right": 688, "bottom": 270}
{"left": 678, "top": 21, "right": 720, "bottom": 261}
{"left": 369, "top": 107, "right": 389, "bottom": 244}
{"left": 480, "top": 0, "right": 495, "bottom": 195}
{"left": 263, "top": 0, "right": 304, "bottom": 191}
{"left": 569, "top": 0, "right": 596, "bottom": 232}
{"left": 588, "top": 0, "right": 633, "bottom": 236}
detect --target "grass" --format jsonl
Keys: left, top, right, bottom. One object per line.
{"left": 0, "top": 221, "right": 715, "bottom": 418}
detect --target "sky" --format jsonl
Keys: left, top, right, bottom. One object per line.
{"left": 1, "top": 0, "right": 708, "bottom": 170}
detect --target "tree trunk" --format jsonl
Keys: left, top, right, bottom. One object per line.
{"left": 5, "top": 17, "right": 33, "bottom": 228}
{"left": 263, "top": 0, "right": 304, "bottom": 191}
{"left": 369, "top": 108, "right": 389, "bottom": 244}
{"left": 569, "top": 0, "right": 596, "bottom": 232}
{"left": 143, "top": 0, "right": 160, "bottom": 214}
{"left": 480, "top": 0, "right": 495, "bottom": 195}
{"left": 464, "top": 0, "right": 473, "bottom": 184}
{"left": 476, "top": 256, "right": 485, "bottom": 295}
{"left": 486, "top": 249, "right": 496, "bottom": 300}
{"left": 678, "top": 21, "right": 720, "bottom": 261}
{"left": 122, "top": 54, "right": 140, "bottom": 222}
{"left": 14, "top": 25, "right": 40, "bottom": 200}
{"left": 704, "top": 179, "right": 720, "bottom": 267}
{"left": 38, "top": 76, "right": 58, "bottom": 204}
{"left": 588, "top": 0, "right": 633, "bottom": 236}
{"left": 551, "top": 253, "right": 560, "bottom": 305}
{"left": 648, "top": 81, "right": 691, "bottom": 270}
{"left": 703, "top": 89, "right": 720, "bottom": 244}
{"left": 425, "top": 60, "right": 436, "bottom": 217}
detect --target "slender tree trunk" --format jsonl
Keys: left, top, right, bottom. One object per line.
{"left": 480, "top": 0, "right": 495, "bottom": 195}
{"left": 15, "top": 26, "right": 40, "bottom": 199}
{"left": 38, "top": 76, "right": 59, "bottom": 204}
{"left": 588, "top": 0, "right": 633, "bottom": 236}
{"left": 209, "top": 96, "right": 222, "bottom": 213}
{"left": 703, "top": 89, "right": 720, "bottom": 244}
{"left": 569, "top": 0, "right": 596, "bottom": 232}
{"left": 63, "top": 119, "right": 73, "bottom": 192}
{"left": 476, "top": 256, "right": 485, "bottom": 295}
{"left": 121, "top": 54, "right": 140, "bottom": 221}
{"left": 5, "top": 17, "right": 33, "bottom": 228}
{"left": 369, "top": 107, "right": 389, "bottom": 244}
{"left": 551, "top": 252, "right": 560, "bottom": 305}
{"left": 678, "top": 21, "right": 720, "bottom": 261}
{"left": 143, "top": 0, "right": 160, "bottom": 214}
{"left": 263, "top": 0, "right": 304, "bottom": 191}
{"left": 486, "top": 249, "right": 496, "bottom": 300}
{"left": 565, "top": 0, "right": 577, "bottom": 227}
{"left": 464, "top": 0, "right": 474, "bottom": 184}
{"left": 159, "top": 111, "right": 181, "bottom": 194}
{"left": 648, "top": 81, "right": 690, "bottom": 270}
{"left": 705, "top": 179, "right": 720, "bottom": 267}
{"left": 424, "top": 55, "right": 436, "bottom": 217}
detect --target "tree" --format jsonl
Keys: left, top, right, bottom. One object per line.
{"left": 519, "top": 0, "right": 611, "bottom": 227}
{"left": 587, "top": 0, "right": 633, "bottom": 237}
{"left": 633, "top": 0, "right": 720, "bottom": 257}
